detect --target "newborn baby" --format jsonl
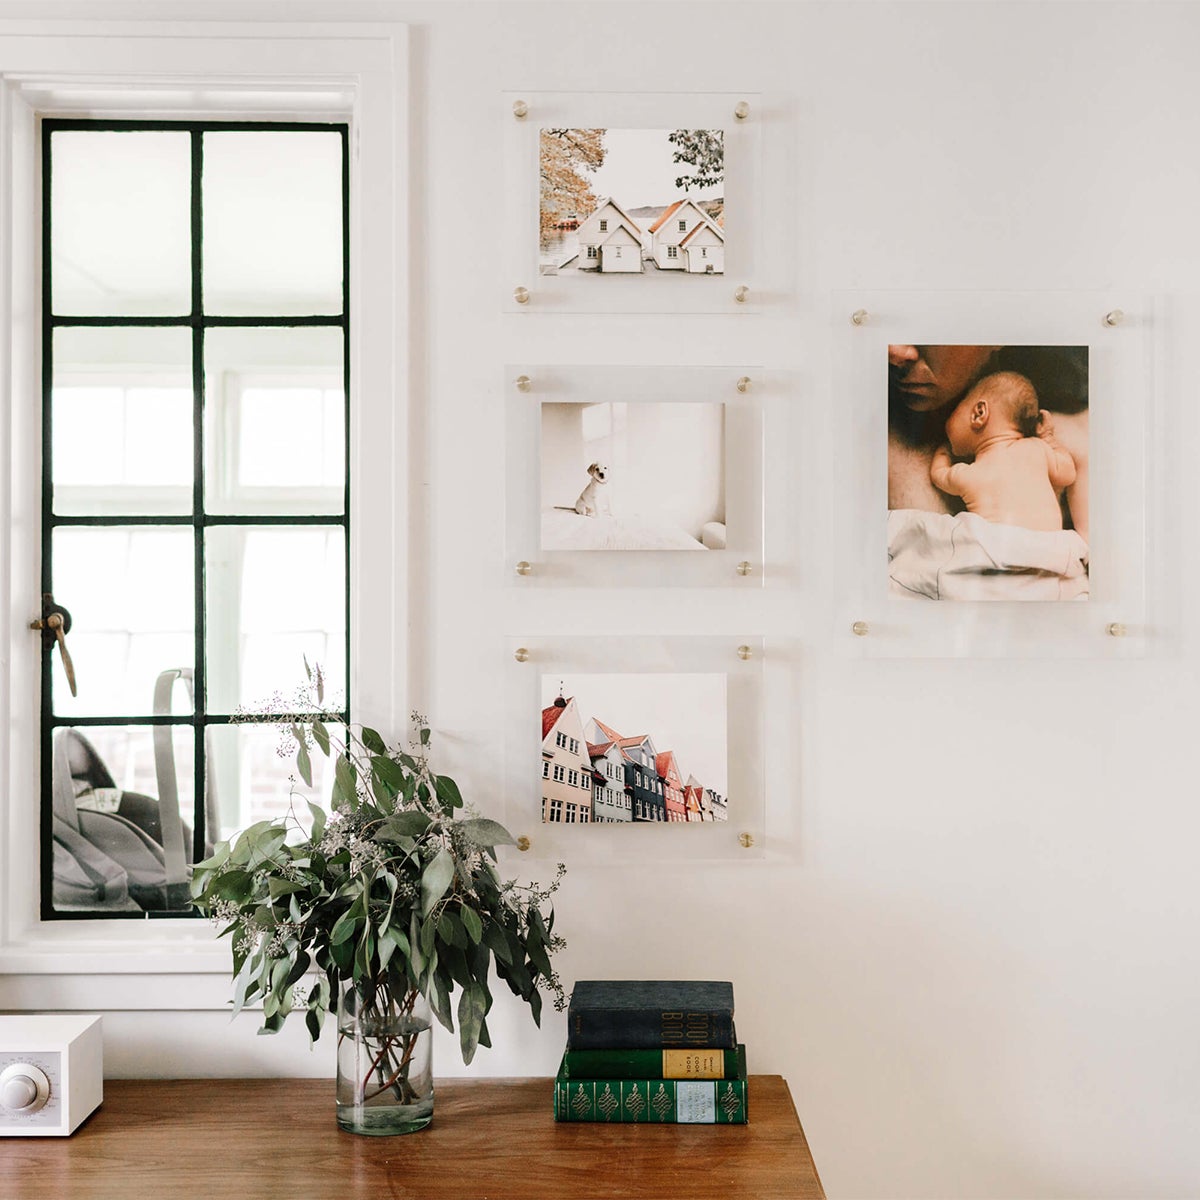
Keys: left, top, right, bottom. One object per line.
{"left": 930, "top": 371, "right": 1076, "bottom": 531}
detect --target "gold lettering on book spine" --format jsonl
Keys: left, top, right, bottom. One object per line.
{"left": 623, "top": 1085, "right": 646, "bottom": 1120}
{"left": 661, "top": 1010, "right": 716, "bottom": 1045}
{"left": 651, "top": 1083, "right": 673, "bottom": 1120}
{"left": 663, "top": 1049, "right": 723, "bottom": 1078}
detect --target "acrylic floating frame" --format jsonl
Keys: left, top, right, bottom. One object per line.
{"left": 502, "top": 91, "right": 765, "bottom": 314}
{"left": 503, "top": 636, "right": 765, "bottom": 864}
{"left": 833, "top": 290, "right": 1156, "bottom": 658}
{"left": 506, "top": 364, "right": 764, "bottom": 587}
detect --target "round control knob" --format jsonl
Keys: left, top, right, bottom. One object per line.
{"left": 0, "top": 1063, "right": 50, "bottom": 1113}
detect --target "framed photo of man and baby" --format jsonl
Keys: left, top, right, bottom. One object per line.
{"left": 837, "top": 289, "right": 1151, "bottom": 655}
{"left": 888, "top": 344, "right": 1089, "bottom": 602}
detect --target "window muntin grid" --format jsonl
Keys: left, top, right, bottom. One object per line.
{"left": 41, "top": 120, "right": 350, "bottom": 919}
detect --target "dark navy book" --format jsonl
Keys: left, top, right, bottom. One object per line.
{"left": 567, "top": 980, "right": 736, "bottom": 1050}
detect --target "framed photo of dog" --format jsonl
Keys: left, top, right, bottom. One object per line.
{"left": 501, "top": 91, "right": 775, "bottom": 315}
{"left": 503, "top": 635, "right": 765, "bottom": 864}
{"left": 833, "top": 290, "right": 1158, "bottom": 659}
{"left": 505, "top": 364, "right": 765, "bottom": 588}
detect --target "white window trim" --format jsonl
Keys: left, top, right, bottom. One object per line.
{"left": 0, "top": 19, "right": 409, "bottom": 987}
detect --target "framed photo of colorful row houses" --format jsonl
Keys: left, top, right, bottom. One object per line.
{"left": 505, "top": 365, "right": 765, "bottom": 588}
{"left": 502, "top": 91, "right": 770, "bottom": 314}
{"left": 834, "top": 290, "right": 1157, "bottom": 658}
{"left": 504, "top": 637, "right": 765, "bottom": 863}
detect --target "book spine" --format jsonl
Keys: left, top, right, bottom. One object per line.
{"left": 553, "top": 1076, "right": 748, "bottom": 1124}
{"left": 562, "top": 1048, "right": 740, "bottom": 1080}
{"left": 567, "top": 1008, "right": 735, "bottom": 1050}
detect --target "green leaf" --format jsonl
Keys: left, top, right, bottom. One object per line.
{"left": 420, "top": 847, "right": 454, "bottom": 916}
{"left": 284, "top": 952, "right": 311, "bottom": 987}
{"left": 371, "top": 755, "right": 406, "bottom": 790}
{"left": 258, "top": 1011, "right": 285, "bottom": 1035}
{"left": 333, "top": 755, "right": 356, "bottom": 807}
{"left": 483, "top": 922, "right": 512, "bottom": 964}
{"left": 268, "top": 877, "right": 306, "bottom": 900}
{"left": 456, "top": 818, "right": 517, "bottom": 848}
{"left": 437, "top": 909, "right": 462, "bottom": 948}
{"left": 212, "top": 869, "right": 253, "bottom": 902}
{"left": 330, "top": 910, "right": 360, "bottom": 946}
{"left": 459, "top": 905, "right": 483, "bottom": 945}
{"left": 362, "top": 727, "right": 386, "bottom": 754}
{"left": 377, "top": 811, "right": 431, "bottom": 840}
{"left": 378, "top": 925, "right": 410, "bottom": 971}
{"left": 306, "top": 800, "right": 327, "bottom": 843}
{"left": 312, "top": 721, "right": 330, "bottom": 756}
{"left": 430, "top": 974, "right": 453, "bottom": 1032}
{"left": 458, "top": 982, "right": 488, "bottom": 1065}
{"left": 294, "top": 732, "right": 313, "bottom": 788}
{"left": 434, "top": 774, "right": 463, "bottom": 811}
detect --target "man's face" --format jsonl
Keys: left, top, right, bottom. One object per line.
{"left": 888, "top": 345, "right": 998, "bottom": 413}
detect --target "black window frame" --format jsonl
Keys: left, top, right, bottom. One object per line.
{"left": 40, "top": 118, "right": 352, "bottom": 920}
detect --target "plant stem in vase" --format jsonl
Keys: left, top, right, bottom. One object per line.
{"left": 337, "top": 982, "right": 433, "bottom": 1135}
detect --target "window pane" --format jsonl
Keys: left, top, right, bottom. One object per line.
{"left": 205, "top": 526, "right": 345, "bottom": 713}
{"left": 51, "top": 528, "right": 195, "bottom": 717}
{"left": 208, "top": 723, "right": 341, "bottom": 844}
{"left": 52, "top": 327, "right": 193, "bottom": 516}
{"left": 51, "top": 725, "right": 197, "bottom": 914}
{"left": 204, "top": 327, "right": 344, "bottom": 515}
{"left": 202, "top": 131, "right": 343, "bottom": 316}
{"left": 50, "top": 131, "right": 192, "bottom": 316}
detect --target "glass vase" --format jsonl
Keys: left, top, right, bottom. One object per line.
{"left": 336, "top": 981, "right": 433, "bottom": 1136}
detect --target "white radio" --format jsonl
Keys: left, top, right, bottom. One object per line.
{"left": 0, "top": 1014, "right": 102, "bottom": 1136}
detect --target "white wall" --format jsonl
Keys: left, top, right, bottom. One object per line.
{"left": 4, "top": 3, "right": 1200, "bottom": 1198}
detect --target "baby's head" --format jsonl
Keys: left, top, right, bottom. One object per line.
{"left": 945, "top": 371, "right": 1039, "bottom": 456}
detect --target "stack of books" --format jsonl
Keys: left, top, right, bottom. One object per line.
{"left": 553, "top": 979, "right": 748, "bottom": 1124}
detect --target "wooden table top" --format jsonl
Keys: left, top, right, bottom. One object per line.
{"left": 5, "top": 1075, "right": 824, "bottom": 1200}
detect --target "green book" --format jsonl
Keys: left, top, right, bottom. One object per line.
{"left": 561, "top": 1046, "right": 742, "bottom": 1081}
{"left": 553, "top": 1045, "right": 748, "bottom": 1124}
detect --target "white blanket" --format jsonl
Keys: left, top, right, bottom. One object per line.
{"left": 888, "top": 509, "right": 1089, "bottom": 601}
{"left": 541, "top": 508, "right": 706, "bottom": 551}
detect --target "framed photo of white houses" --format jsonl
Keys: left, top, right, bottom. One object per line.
{"left": 505, "top": 365, "right": 764, "bottom": 587}
{"left": 502, "top": 92, "right": 768, "bottom": 314}
{"left": 834, "top": 291, "right": 1159, "bottom": 658}
{"left": 504, "top": 637, "right": 765, "bottom": 864}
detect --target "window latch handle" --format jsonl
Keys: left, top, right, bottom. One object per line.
{"left": 30, "top": 593, "right": 77, "bottom": 697}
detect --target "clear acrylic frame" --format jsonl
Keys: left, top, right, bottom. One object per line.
{"left": 505, "top": 364, "right": 764, "bottom": 587}
{"left": 834, "top": 290, "right": 1156, "bottom": 658}
{"left": 502, "top": 91, "right": 765, "bottom": 314}
{"left": 503, "top": 636, "right": 765, "bottom": 864}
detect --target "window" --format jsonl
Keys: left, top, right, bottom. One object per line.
{"left": 556, "top": 731, "right": 566, "bottom": 748}
{"left": 678, "top": 219, "right": 687, "bottom": 232}
{"left": 42, "top": 120, "right": 349, "bottom": 919}
{"left": 667, "top": 245, "right": 678, "bottom": 259}
{"left": 542, "top": 761, "right": 550, "bottom": 778}
{"left": 702, "top": 248, "right": 708, "bottom": 258}
{"left": 569, "top": 737, "right": 578, "bottom": 753}
{"left": 565, "top": 804, "right": 576, "bottom": 824}
{"left": 594, "top": 784, "right": 603, "bottom": 803}
{"left": 586, "top": 246, "right": 597, "bottom": 259}
{"left": 579, "top": 808, "right": 590, "bottom": 824}
{"left": 553, "top": 764, "right": 565, "bottom": 782}
{"left": 549, "top": 799, "right": 563, "bottom": 823}
{"left": 568, "top": 769, "right": 578, "bottom": 787}
{"left": 599, "top": 219, "right": 608, "bottom": 232}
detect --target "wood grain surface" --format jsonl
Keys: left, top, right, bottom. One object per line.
{"left": 4, "top": 1075, "right": 824, "bottom": 1200}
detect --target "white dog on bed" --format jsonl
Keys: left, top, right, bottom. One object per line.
{"left": 571, "top": 462, "right": 611, "bottom": 517}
